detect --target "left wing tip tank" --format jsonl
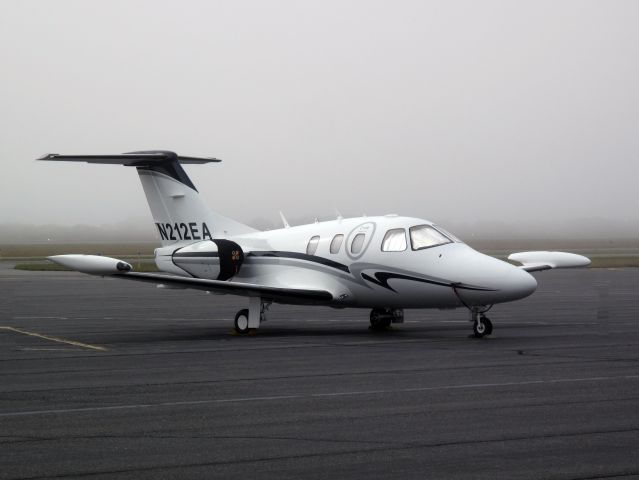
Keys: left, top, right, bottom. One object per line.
{"left": 48, "top": 255, "right": 133, "bottom": 275}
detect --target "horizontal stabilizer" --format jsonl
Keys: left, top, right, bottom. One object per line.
{"left": 38, "top": 150, "right": 220, "bottom": 165}
{"left": 508, "top": 251, "right": 591, "bottom": 272}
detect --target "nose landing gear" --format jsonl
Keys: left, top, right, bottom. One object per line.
{"left": 470, "top": 306, "right": 493, "bottom": 338}
{"left": 452, "top": 284, "right": 494, "bottom": 338}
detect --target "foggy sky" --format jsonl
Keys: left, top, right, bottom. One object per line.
{"left": 1, "top": 0, "right": 638, "bottom": 236}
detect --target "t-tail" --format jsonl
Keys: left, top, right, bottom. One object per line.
{"left": 39, "top": 150, "right": 256, "bottom": 245}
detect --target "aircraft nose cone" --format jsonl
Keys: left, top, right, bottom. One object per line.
{"left": 445, "top": 247, "right": 539, "bottom": 306}
{"left": 504, "top": 267, "right": 537, "bottom": 301}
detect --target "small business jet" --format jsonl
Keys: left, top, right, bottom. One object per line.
{"left": 41, "top": 151, "right": 590, "bottom": 337}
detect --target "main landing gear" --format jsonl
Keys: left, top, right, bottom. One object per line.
{"left": 369, "top": 308, "right": 404, "bottom": 330}
{"left": 233, "top": 309, "right": 250, "bottom": 334}
{"left": 234, "top": 297, "right": 270, "bottom": 334}
{"left": 470, "top": 306, "right": 493, "bottom": 338}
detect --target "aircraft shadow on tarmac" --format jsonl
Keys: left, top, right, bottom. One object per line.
{"left": 97, "top": 322, "right": 515, "bottom": 345}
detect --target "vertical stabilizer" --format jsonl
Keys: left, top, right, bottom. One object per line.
{"left": 39, "top": 150, "right": 257, "bottom": 246}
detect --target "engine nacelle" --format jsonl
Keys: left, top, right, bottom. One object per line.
{"left": 155, "top": 240, "right": 244, "bottom": 280}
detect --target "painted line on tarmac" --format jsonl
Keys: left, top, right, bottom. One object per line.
{"left": 0, "top": 326, "right": 107, "bottom": 352}
{"left": 20, "top": 347, "right": 76, "bottom": 351}
{"left": 1, "top": 374, "right": 638, "bottom": 419}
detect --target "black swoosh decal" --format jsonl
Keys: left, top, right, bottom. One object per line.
{"left": 361, "top": 271, "right": 494, "bottom": 293}
{"left": 247, "top": 251, "right": 350, "bottom": 273}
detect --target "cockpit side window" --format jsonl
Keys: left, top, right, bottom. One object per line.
{"left": 330, "top": 234, "right": 344, "bottom": 254}
{"left": 350, "top": 233, "right": 365, "bottom": 254}
{"left": 381, "top": 228, "right": 407, "bottom": 252}
{"left": 409, "top": 225, "right": 452, "bottom": 250}
{"left": 306, "top": 235, "right": 320, "bottom": 255}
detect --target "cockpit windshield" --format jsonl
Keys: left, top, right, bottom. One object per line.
{"left": 409, "top": 225, "right": 452, "bottom": 250}
{"left": 433, "top": 225, "right": 462, "bottom": 243}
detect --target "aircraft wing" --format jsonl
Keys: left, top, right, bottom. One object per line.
{"left": 114, "top": 272, "right": 333, "bottom": 304}
{"left": 508, "top": 251, "right": 591, "bottom": 273}
{"left": 48, "top": 255, "right": 333, "bottom": 305}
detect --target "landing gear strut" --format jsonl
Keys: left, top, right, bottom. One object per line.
{"left": 370, "top": 308, "right": 404, "bottom": 330}
{"left": 470, "top": 306, "right": 493, "bottom": 338}
{"left": 234, "top": 297, "right": 270, "bottom": 334}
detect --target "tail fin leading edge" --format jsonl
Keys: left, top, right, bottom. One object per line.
{"left": 39, "top": 150, "right": 257, "bottom": 245}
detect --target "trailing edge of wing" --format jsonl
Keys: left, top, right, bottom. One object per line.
{"left": 508, "top": 251, "right": 591, "bottom": 272}
{"left": 113, "top": 272, "right": 334, "bottom": 304}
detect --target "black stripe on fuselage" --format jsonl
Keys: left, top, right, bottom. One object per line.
{"left": 173, "top": 251, "right": 220, "bottom": 258}
{"left": 171, "top": 250, "right": 350, "bottom": 274}
{"left": 247, "top": 251, "right": 351, "bottom": 273}
{"left": 168, "top": 250, "right": 491, "bottom": 293}
{"left": 361, "top": 271, "right": 495, "bottom": 293}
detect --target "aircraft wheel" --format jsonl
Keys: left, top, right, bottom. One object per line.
{"left": 483, "top": 317, "right": 493, "bottom": 335}
{"left": 234, "top": 309, "right": 250, "bottom": 334}
{"left": 473, "top": 316, "right": 493, "bottom": 338}
{"left": 370, "top": 309, "right": 391, "bottom": 330}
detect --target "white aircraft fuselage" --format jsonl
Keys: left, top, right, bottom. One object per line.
{"left": 157, "top": 215, "right": 538, "bottom": 310}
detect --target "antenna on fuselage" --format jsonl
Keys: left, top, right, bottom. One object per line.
{"left": 335, "top": 208, "right": 343, "bottom": 222}
{"left": 279, "top": 211, "right": 290, "bottom": 229}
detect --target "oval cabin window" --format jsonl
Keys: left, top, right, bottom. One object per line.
{"left": 330, "top": 234, "right": 344, "bottom": 254}
{"left": 350, "top": 233, "right": 365, "bottom": 254}
{"left": 306, "top": 236, "right": 320, "bottom": 255}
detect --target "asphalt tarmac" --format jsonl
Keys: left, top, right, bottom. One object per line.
{"left": 1, "top": 266, "right": 638, "bottom": 479}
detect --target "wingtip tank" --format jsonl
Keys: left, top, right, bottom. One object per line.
{"left": 508, "top": 251, "right": 591, "bottom": 270}
{"left": 48, "top": 255, "right": 132, "bottom": 275}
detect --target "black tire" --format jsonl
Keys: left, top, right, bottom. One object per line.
{"left": 482, "top": 317, "right": 493, "bottom": 335}
{"left": 234, "top": 309, "right": 250, "bottom": 334}
{"left": 370, "top": 309, "right": 391, "bottom": 330}
{"left": 473, "top": 317, "right": 493, "bottom": 338}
